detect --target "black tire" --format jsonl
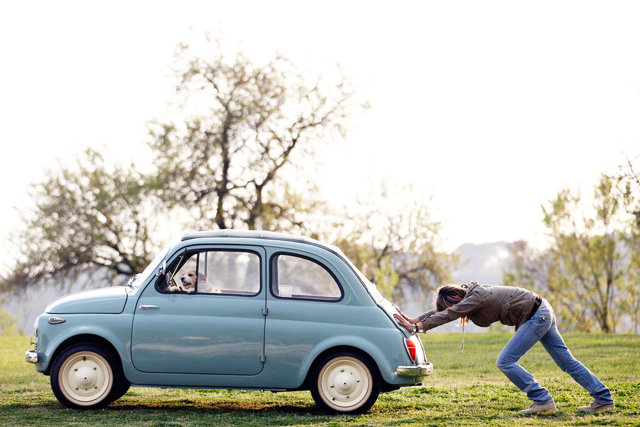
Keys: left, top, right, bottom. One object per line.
{"left": 310, "top": 351, "right": 380, "bottom": 415}
{"left": 108, "top": 379, "right": 131, "bottom": 403}
{"left": 50, "top": 342, "right": 125, "bottom": 409}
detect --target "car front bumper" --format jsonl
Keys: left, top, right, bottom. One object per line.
{"left": 25, "top": 350, "right": 38, "bottom": 364}
{"left": 396, "top": 362, "right": 433, "bottom": 378}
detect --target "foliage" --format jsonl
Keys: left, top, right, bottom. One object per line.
{"left": 0, "top": 309, "right": 20, "bottom": 336}
{"left": 3, "top": 334, "right": 639, "bottom": 425}
{"left": 325, "top": 184, "right": 457, "bottom": 305}
{"left": 616, "top": 155, "right": 640, "bottom": 229}
{"left": 2, "top": 149, "right": 159, "bottom": 290}
{"left": 504, "top": 174, "right": 638, "bottom": 333}
{"left": 3, "top": 35, "right": 450, "bottom": 301}
{"left": 149, "top": 36, "right": 362, "bottom": 232}
{"left": 2, "top": 38, "right": 361, "bottom": 289}
{"left": 620, "top": 232, "right": 640, "bottom": 334}
{"left": 615, "top": 156, "right": 640, "bottom": 333}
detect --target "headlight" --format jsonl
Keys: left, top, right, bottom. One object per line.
{"left": 31, "top": 317, "right": 40, "bottom": 350}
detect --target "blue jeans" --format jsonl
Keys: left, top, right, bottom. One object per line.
{"left": 496, "top": 299, "right": 613, "bottom": 405}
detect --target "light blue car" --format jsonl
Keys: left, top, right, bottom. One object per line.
{"left": 26, "top": 230, "right": 432, "bottom": 414}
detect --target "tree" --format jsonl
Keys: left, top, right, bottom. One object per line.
{"left": 149, "top": 37, "right": 361, "bottom": 232}
{"left": 617, "top": 155, "right": 640, "bottom": 228}
{"left": 620, "top": 230, "right": 640, "bottom": 333}
{"left": 2, "top": 149, "right": 159, "bottom": 290}
{"left": 503, "top": 239, "right": 549, "bottom": 292}
{"left": 505, "top": 175, "right": 631, "bottom": 332}
{"left": 3, "top": 36, "right": 452, "bottom": 301}
{"left": 322, "top": 184, "right": 456, "bottom": 305}
{"left": 2, "top": 37, "right": 363, "bottom": 290}
{"left": 615, "top": 156, "right": 640, "bottom": 332}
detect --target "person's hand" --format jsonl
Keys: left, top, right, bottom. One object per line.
{"left": 394, "top": 314, "right": 417, "bottom": 333}
{"left": 393, "top": 304, "right": 418, "bottom": 323}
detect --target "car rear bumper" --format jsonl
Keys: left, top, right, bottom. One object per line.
{"left": 396, "top": 362, "right": 433, "bottom": 378}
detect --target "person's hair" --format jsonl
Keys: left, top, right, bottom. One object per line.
{"left": 435, "top": 284, "right": 469, "bottom": 325}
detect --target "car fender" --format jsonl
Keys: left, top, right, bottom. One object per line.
{"left": 38, "top": 315, "right": 132, "bottom": 375}
{"left": 298, "top": 332, "right": 411, "bottom": 387}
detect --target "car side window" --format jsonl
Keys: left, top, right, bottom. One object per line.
{"left": 164, "top": 250, "right": 260, "bottom": 296}
{"left": 272, "top": 254, "right": 342, "bottom": 301}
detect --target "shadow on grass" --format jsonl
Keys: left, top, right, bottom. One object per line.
{"left": 10, "top": 401, "right": 313, "bottom": 412}
{"left": 109, "top": 401, "right": 320, "bottom": 415}
{"left": 2, "top": 400, "right": 341, "bottom": 426}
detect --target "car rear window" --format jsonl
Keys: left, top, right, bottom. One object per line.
{"left": 271, "top": 254, "right": 342, "bottom": 301}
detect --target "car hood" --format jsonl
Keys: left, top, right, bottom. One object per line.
{"left": 46, "top": 286, "right": 128, "bottom": 314}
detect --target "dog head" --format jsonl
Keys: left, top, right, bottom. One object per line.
{"left": 180, "top": 270, "right": 207, "bottom": 292}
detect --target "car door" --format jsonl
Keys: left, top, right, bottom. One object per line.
{"left": 263, "top": 249, "right": 347, "bottom": 381}
{"left": 131, "top": 245, "right": 267, "bottom": 375}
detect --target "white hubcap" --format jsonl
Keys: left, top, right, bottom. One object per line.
{"left": 59, "top": 351, "right": 113, "bottom": 406}
{"left": 319, "top": 356, "right": 372, "bottom": 410}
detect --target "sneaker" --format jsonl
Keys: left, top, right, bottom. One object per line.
{"left": 520, "top": 400, "right": 557, "bottom": 414}
{"left": 578, "top": 401, "right": 615, "bottom": 412}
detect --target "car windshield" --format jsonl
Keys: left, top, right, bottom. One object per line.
{"left": 127, "top": 246, "right": 171, "bottom": 289}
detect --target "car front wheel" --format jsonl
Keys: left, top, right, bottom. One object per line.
{"left": 50, "top": 343, "right": 124, "bottom": 409}
{"left": 310, "top": 351, "right": 380, "bottom": 415}
{"left": 108, "top": 379, "right": 131, "bottom": 403}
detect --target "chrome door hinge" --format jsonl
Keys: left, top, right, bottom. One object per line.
{"left": 262, "top": 307, "right": 269, "bottom": 316}
{"left": 260, "top": 354, "right": 267, "bottom": 363}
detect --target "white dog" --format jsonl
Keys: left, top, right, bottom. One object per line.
{"left": 168, "top": 270, "right": 205, "bottom": 293}
{"left": 169, "top": 270, "right": 219, "bottom": 293}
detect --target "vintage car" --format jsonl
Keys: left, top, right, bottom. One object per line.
{"left": 26, "top": 230, "right": 432, "bottom": 414}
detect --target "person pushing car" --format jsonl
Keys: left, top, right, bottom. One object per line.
{"left": 394, "top": 282, "right": 614, "bottom": 414}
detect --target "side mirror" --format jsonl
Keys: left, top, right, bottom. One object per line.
{"left": 156, "top": 260, "right": 167, "bottom": 277}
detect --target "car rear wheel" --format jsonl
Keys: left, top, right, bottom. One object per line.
{"left": 50, "top": 343, "right": 124, "bottom": 409}
{"left": 310, "top": 351, "right": 380, "bottom": 415}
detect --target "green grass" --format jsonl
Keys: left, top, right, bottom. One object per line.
{"left": 2, "top": 333, "right": 639, "bottom": 426}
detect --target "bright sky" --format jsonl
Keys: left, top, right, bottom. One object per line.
{"left": 1, "top": 0, "right": 639, "bottom": 262}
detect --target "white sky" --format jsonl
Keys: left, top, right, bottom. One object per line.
{"left": 1, "top": 0, "right": 639, "bottom": 262}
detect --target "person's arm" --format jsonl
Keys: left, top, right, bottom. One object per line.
{"left": 393, "top": 305, "right": 437, "bottom": 333}
{"left": 420, "top": 291, "right": 482, "bottom": 331}
{"left": 418, "top": 310, "right": 436, "bottom": 323}
{"left": 394, "top": 306, "right": 442, "bottom": 333}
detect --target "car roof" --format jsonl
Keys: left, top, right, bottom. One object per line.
{"left": 180, "top": 230, "right": 338, "bottom": 252}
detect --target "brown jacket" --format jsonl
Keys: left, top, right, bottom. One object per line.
{"left": 418, "top": 282, "right": 539, "bottom": 331}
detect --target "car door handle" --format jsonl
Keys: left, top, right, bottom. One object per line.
{"left": 139, "top": 305, "right": 159, "bottom": 310}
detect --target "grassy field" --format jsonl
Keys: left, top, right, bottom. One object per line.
{"left": 1, "top": 333, "right": 639, "bottom": 426}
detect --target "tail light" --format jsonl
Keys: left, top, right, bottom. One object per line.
{"left": 404, "top": 338, "right": 417, "bottom": 362}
